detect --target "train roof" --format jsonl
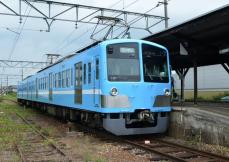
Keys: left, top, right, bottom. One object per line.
{"left": 36, "top": 39, "right": 164, "bottom": 74}
{"left": 23, "top": 75, "right": 34, "bottom": 81}
{"left": 37, "top": 41, "right": 101, "bottom": 73}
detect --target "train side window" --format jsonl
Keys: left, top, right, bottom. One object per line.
{"left": 75, "top": 64, "right": 79, "bottom": 86}
{"left": 62, "top": 71, "right": 65, "bottom": 88}
{"left": 64, "top": 70, "right": 66, "bottom": 87}
{"left": 44, "top": 78, "right": 46, "bottom": 89}
{"left": 83, "top": 64, "right": 86, "bottom": 84}
{"left": 96, "top": 58, "right": 99, "bottom": 80}
{"left": 71, "top": 68, "right": 73, "bottom": 86}
{"left": 43, "top": 78, "right": 45, "bottom": 89}
{"left": 79, "top": 63, "right": 82, "bottom": 86}
{"left": 68, "top": 69, "right": 70, "bottom": 87}
{"left": 66, "top": 69, "right": 69, "bottom": 87}
{"left": 88, "top": 62, "right": 91, "bottom": 84}
{"left": 41, "top": 78, "right": 43, "bottom": 89}
{"left": 39, "top": 79, "right": 41, "bottom": 90}
{"left": 56, "top": 73, "right": 58, "bottom": 88}
{"left": 42, "top": 78, "right": 43, "bottom": 89}
{"left": 54, "top": 73, "right": 57, "bottom": 88}
{"left": 75, "top": 62, "right": 82, "bottom": 86}
{"left": 58, "top": 72, "right": 61, "bottom": 88}
{"left": 45, "top": 77, "right": 47, "bottom": 89}
{"left": 46, "top": 77, "right": 48, "bottom": 89}
{"left": 53, "top": 74, "right": 55, "bottom": 88}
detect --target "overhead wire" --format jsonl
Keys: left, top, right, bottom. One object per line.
{"left": 56, "top": 0, "right": 141, "bottom": 54}
{"left": 53, "top": 0, "right": 124, "bottom": 53}
{"left": 8, "top": 3, "right": 34, "bottom": 60}
{"left": 112, "top": 0, "right": 170, "bottom": 37}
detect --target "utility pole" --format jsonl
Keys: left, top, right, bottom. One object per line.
{"left": 164, "top": 0, "right": 168, "bottom": 29}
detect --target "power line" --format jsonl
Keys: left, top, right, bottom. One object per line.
{"left": 55, "top": 0, "right": 141, "bottom": 54}
{"left": 111, "top": 0, "right": 171, "bottom": 37}
{"left": 8, "top": 2, "right": 33, "bottom": 60}
{"left": 53, "top": 0, "right": 126, "bottom": 53}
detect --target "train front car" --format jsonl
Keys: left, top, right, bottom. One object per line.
{"left": 100, "top": 40, "right": 171, "bottom": 135}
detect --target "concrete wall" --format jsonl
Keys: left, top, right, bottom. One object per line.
{"left": 168, "top": 107, "right": 229, "bottom": 147}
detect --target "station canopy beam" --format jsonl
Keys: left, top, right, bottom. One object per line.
{"left": 221, "top": 62, "right": 229, "bottom": 74}
{"left": 0, "top": 0, "right": 166, "bottom": 34}
{"left": 144, "top": 5, "right": 229, "bottom": 104}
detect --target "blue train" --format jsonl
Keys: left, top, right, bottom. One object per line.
{"left": 17, "top": 39, "right": 171, "bottom": 135}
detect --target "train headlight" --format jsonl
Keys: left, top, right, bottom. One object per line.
{"left": 110, "top": 87, "right": 118, "bottom": 96}
{"left": 164, "top": 89, "right": 170, "bottom": 96}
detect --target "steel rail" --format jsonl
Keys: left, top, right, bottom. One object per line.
{"left": 15, "top": 112, "right": 70, "bottom": 160}
{"left": 154, "top": 138, "right": 229, "bottom": 162}
{"left": 123, "top": 138, "right": 229, "bottom": 162}
{"left": 124, "top": 139, "right": 186, "bottom": 162}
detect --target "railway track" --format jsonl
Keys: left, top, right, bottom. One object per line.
{"left": 15, "top": 112, "right": 71, "bottom": 162}
{"left": 4, "top": 98, "right": 229, "bottom": 162}
{"left": 123, "top": 137, "right": 229, "bottom": 162}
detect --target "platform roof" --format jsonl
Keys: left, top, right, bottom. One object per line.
{"left": 144, "top": 5, "right": 229, "bottom": 69}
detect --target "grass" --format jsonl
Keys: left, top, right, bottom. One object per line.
{"left": 0, "top": 94, "right": 107, "bottom": 161}
{"left": 0, "top": 93, "right": 52, "bottom": 160}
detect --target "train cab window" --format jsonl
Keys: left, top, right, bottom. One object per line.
{"left": 88, "top": 62, "right": 91, "bottom": 84}
{"left": 142, "top": 44, "right": 169, "bottom": 83}
{"left": 83, "top": 64, "right": 86, "bottom": 84}
{"left": 106, "top": 43, "right": 140, "bottom": 82}
{"left": 96, "top": 59, "right": 99, "bottom": 80}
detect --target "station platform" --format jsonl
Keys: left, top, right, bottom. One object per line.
{"left": 172, "top": 102, "right": 229, "bottom": 117}
{"left": 168, "top": 102, "right": 229, "bottom": 147}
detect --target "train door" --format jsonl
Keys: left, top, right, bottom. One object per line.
{"left": 36, "top": 78, "right": 38, "bottom": 99}
{"left": 49, "top": 73, "right": 53, "bottom": 101}
{"left": 74, "top": 62, "right": 82, "bottom": 104}
{"left": 94, "top": 56, "right": 100, "bottom": 107}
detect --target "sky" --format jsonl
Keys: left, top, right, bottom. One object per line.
{"left": 0, "top": 0, "right": 229, "bottom": 85}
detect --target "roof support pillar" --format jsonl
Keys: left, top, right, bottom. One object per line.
{"left": 221, "top": 63, "right": 229, "bottom": 74}
{"left": 193, "top": 60, "right": 198, "bottom": 104}
{"left": 175, "top": 67, "right": 189, "bottom": 102}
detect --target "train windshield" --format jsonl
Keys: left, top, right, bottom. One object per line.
{"left": 106, "top": 43, "right": 140, "bottom": 82}
{"left": 142, "top": 44, "right": 169, "bottom": 83}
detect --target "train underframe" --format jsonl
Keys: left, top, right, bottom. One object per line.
{"left": 17, "top": 99, "right": 169, "bottom": 135}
